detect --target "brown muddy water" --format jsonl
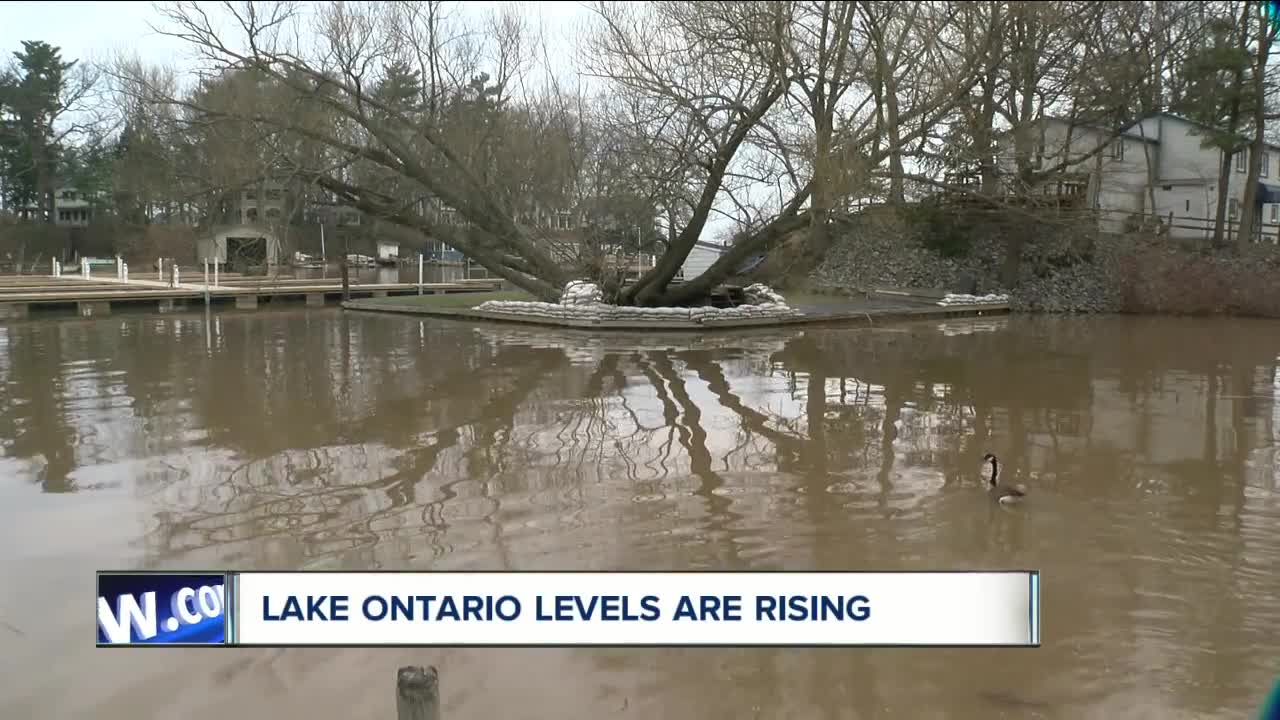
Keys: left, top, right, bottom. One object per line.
{"left": 0, "top": 309, "right": 1277, "bottom": 720}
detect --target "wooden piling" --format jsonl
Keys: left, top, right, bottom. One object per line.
{"left": 341, "top": 231, "right": 351, "bottom": 302}
{"left": 395, "top": 666, "right": 440, "bottom": 720}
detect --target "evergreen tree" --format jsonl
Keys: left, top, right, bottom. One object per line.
{"left": 1170, "top": 13, "right": 1254, "bottom": 245}
{"left": 0, "top": 41, "right": 77, "bottom": 222}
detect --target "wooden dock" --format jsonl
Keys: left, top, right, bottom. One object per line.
{"left": 0, "top": 273, "right": 504, "bottom": 319}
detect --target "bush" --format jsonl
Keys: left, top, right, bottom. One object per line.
{"left": 1117, "top": 241, "right": 1280, "bottom": 317}
{"left": 897, "top": 202, "right": 974, "bottom": 257}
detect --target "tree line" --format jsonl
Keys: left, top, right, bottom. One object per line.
{"left": 2, "top": 1, "right": 1278, "bottom": 304}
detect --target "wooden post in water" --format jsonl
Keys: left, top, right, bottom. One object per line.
{"left": 203, "top": 259, "right": 210, "bottom": 306}
{"left": 158, "top": 257, "right": 164, "bottom": 282}
{"left": 122, "top": 262, "right": 128, "bottom": 283}
{"left": 341, "top": 231, "right": 350, "bottom": 302}
{"left": 418, "top": 253, "right": 424, "bottom": 295}
{"left": 395, "top": 666, "right": 440, "bottom": 720}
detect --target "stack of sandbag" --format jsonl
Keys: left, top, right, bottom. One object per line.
{"left": 935, "top": 293, "right": 1009, "bottom": 307}
{"left": 559, "top": 280, "right": 604, "bottom": 306}
{"left": 742, "top": 283, "right": 790, "bottom": 307}
{"left": 476, "top": 300, "right": 561, "bottom": 316}
{"left": 474, "top": 295, "right": 802, "bottom": 323}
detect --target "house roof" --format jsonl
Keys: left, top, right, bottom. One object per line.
{"left": 1045, "top": 115, "right": 1161, "bottom": 144}
{"left": 1134, "top": 111, "right": 1280, "bottom": 154}
{"left": 993, "top": 115, "right": 1159, "bottom": 145}
{"left": 996, "top": 111, "right": 1280, "bottom": 154}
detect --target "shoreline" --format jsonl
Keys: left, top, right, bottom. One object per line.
{"left": 341, "top": 296, "right": 1011, "bottom": 331}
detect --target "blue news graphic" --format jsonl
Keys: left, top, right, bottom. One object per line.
{"left": 97, "top": 573, "right": 227, "bottom": 645}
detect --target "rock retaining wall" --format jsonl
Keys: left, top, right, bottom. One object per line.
{"left": 810, "top": 209, "right": 1280, "bottom": 315}
{"left": 808, "top": 207, "right": 1123, "bottom": 313}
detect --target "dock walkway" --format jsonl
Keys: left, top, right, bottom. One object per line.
{"left": 0, "top": 272, "right": 503, "bottom": 318}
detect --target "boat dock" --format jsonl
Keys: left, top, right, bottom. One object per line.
{"left": 0, "top": 272, "right": 504, "bottom": 319}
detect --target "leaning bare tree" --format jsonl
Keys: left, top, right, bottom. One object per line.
{"left": 132, "top": 1, "right": 989, "bottom": 305}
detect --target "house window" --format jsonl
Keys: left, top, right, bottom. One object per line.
{"left": 1229, "top": 198, "right": 1239, "bottom": 219}
{"left": 265, "top": 207, "right": 281, "bottom": 220}
{"left": 60, "top": 190, "right": 76, "bottom": 200}
{"left": 1237, "top": 151, "right": 1247, "bottom": 172}
{"left": 246, "top": 207, "right": 259, "bottom": 222}
{"left": 265, "top": 188, "right": 282, "bottom": 201}
{"left": 244, "top": 188, "right": 257, "bottom": 200}
{"left": 1270, "top": 204, "right": 1278, "bottom": 223}
{"left": 552, "top": 211, "right": 573, "bottom": 230}
{"left": 1263, "top": 153, "right": 1271, "bottom": 178}
{"left": 1109, "top": 140, "right": 1124, "bottom": 160}
{"left": 1185, "top": 199, "right": 1190, "bottom": 213}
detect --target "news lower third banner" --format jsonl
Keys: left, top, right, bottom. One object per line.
{"left": 97, "top": 571, "right": 1041, "bottom": 647}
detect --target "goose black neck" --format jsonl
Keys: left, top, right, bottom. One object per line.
{"left": 988, "top": 457, "right": 999, "bottom": 486}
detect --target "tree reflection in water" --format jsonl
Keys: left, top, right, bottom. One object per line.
{"left": 1, "top": 311, "right": 1278, "bottom": 717}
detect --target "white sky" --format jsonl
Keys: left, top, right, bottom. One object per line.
{"left": 0, "top": 1, "right": 593, "bottom": 72}
{"left": 0, "top": 1, "right": 746, "bottom": 238}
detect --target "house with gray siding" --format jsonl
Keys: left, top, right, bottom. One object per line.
{"left": 679, "top": 241, "right": 727, "bottom": 280}
{"left": 996, "top": 113, "right": 1280, "bottom": 243}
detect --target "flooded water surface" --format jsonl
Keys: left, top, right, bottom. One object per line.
{"left": 0, "top": 309, "right": 1277, "bottom": 719}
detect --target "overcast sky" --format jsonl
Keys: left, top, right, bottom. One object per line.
{"left": 0, "top": 1, "right": 748, "bottom": 238}
{"left": 0, "top": 1, "right": 593, "bottom": 72}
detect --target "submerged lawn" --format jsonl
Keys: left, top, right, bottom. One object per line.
{"left": 364, "top": 290, "right": 534, "bottom": 309}
{"left": 361, "top": 289, "right": 847, "bottom": 311}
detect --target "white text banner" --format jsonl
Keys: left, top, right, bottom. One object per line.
{"left": 233, "top": 571, "right": 1039, "bottom": 647}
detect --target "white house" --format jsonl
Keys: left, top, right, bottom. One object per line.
{"left": 15, "top": 186, "right": 98, "bottom": 226}
{"left": 1130, "top": 112, "right": 1280, "bottom": 242}
{"left": 996, "top": 112, "right": 1280, "bottom": 243}
{"left": 679, "top": 240, "right": 727, "bottom": 280}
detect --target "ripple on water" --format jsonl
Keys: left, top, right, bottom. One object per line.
{"left": 3, "top": 312, "right": 1280, "bottom": 720}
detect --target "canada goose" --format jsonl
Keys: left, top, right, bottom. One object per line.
{"left": 982, "top": 453, "right": 1026, "bottom": 504}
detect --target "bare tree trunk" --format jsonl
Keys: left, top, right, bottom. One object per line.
{"left": 1214, "top": 150, "right": 1234, "bottom": 246}
{"left": 810, "top": 112, "right": 833, "bottom": 250}
{"left": 1137, "top": 122, "right": 1158, "bottom": 221}
{"left": 970, "top": 1, "right": 1003, "bottom": 195}
{"left": 886, "top": 78, "right": 905, "bottom": 202}
{"left": 1214, "top": 3, "right": 1251, "bottom": 246}
{"left": 1238, "top": 1, "right": 1276, "bottom": 250}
